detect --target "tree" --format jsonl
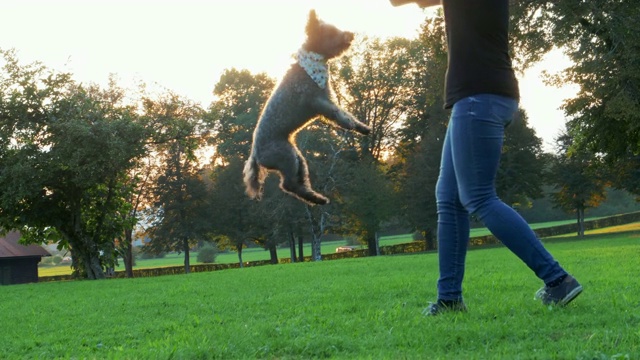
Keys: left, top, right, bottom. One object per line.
{"left": 0, "top": 51, "right": 146, "bottom": 278}
{"left": 117, "top": 155, "right": 160, "bottom": 278}
{"left": 548, "top": 133, "right": 608, "bottom": 237}
{"left": 330, "top": 36, "right": 413, "bottom": 255}
{"left": 143, "top": 93, "right": 210, "bottom": 274}
{"left": 207, "top": 158, "right": 255, "bottom": 267}
{"left": 605, "top": 153, "right": 640, "bottom": 201}
{"left": 496, "top": 109, "right": 546, "bottom": 210}
{"left": 511, "top": 0, "right": 640, "bottom": 159}
{"left": 206, "top": 68, "right": 278, "bottom": 265}
{"left": 290, "top": 127, "right": 344, "bottom": 261}
{"left": 394, "top": 15, "right": 449, "bottom": 249}
{"left": 337, "top": 159, "right": 398, "bottom": 256}
{"left": 332, "top": 36, "right": 413, "bottom": 160}
{"left": 207, "top": 68, "right": 275, "bottom": 163}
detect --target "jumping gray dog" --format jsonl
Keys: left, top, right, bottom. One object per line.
{"left": 243, "top": 10, "right": 370, "bottom": 205}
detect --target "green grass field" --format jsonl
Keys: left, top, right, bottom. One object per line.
{"left": 37, "top": 235, "right": 413, "bottom": 277}
{"left": 38, "top": 218, "right": 602, "bottom": 277}
{"left": 2, "top": 229, "right": 639, "bottom": 359}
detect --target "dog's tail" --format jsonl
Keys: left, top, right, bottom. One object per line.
{"left": 243, "top": 153, "right": 267, "bottom": 200}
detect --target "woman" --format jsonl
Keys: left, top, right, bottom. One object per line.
{"left": 391, "top": 0, "right": 583, "bottom": 315}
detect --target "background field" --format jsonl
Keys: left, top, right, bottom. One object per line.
{"left": 37, "top": 217, "right": 606, "bottom": 277}
{"left": 3, "top": 228, "right": 639, "bottom": 359}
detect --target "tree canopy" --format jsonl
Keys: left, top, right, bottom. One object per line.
{"left": 2, "top": 4, "right": 638, "bottom": 276}
{"left": 511, "top": 0, "right": 640, "bottom": 159}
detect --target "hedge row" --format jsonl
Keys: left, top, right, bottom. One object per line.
{"left": 469, "top": 210, "right": 640, "bottom": 247}
{"left": 39, "top": 211, "right": 640, "bottom": 282}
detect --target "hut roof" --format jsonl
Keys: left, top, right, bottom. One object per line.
{"left": 0, "top": 232, "right": 51, "bottom": 259}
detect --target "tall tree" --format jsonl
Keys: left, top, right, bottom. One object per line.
{"left": 394, "top": 15, "right": 449, "bottom": 249}
{"left": 143, "top": 93, "right": 209, "bottom": 274}
{"left": 207, "top": 158, "right": 257, "bottom": 267}
{"left": 117, "top": 155, "right": 161, "bottom": 278}
{"left": 0, "top": 51, "right": 146, "bottom": 278}
{"left": 337, "top": 159, "right": 398, "bottom": 255}
{"left": 330, "top": 36, "right": 416, "bottom": 254}
{"left": 206, "top": 68, "right": 277, "bottom": 265}
{"left": 548, "top": 132, "right": 608, "bottom": 236}
{"left": 496, "top": 109, "right": 546, "bottom": 210}
{"left": 605, "top": 153, "right": 640, "bottom": 202}
{"left": 295, "top": 128, "right": 344, "bottom": 261}
{"left": 207, "top": 68, "right": 275, "bottom": 163}
{"left": 332, "top": 36, "right": 413, "bottom": 160}
{"left": 511, "top": 0, "right": 640, "bottom": 159}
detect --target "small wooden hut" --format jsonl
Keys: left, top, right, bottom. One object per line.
{"left": 0, "top": 232, "right": 51, "bottom": 285}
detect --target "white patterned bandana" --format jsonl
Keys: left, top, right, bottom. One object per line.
{"left": 295, "top": 48, "right": 328, "bottom": 89}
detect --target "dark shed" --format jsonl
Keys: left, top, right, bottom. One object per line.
{"left": 0, "top": 231, "right": 51, "bottom": 285}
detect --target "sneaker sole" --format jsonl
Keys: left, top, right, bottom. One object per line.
{"left": 559, "top": 285, "right": 583, "bottom": 306}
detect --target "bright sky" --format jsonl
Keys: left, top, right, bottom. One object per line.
{"left": 4, "top": 0, "right": 575, "bottom": 152}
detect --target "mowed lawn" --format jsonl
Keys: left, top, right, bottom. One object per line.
{"left": 2, "top": 230, "right": 639, "bottom": 359}
{"left": 37, "top": 235, "right": 414, "bottom": 277}
{"left": 38, "top": 218, "right": 608, "bottom": 277}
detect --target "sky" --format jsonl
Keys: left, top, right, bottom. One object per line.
{"left": 3, "top": 0, "right": 576, "bottom": 152}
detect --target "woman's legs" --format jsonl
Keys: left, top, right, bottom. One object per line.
{"left": 435, "top": 94, "right": 567, "bottom": 301}
{"left": 435, "top": 120, "right": 471, "bottom": 301}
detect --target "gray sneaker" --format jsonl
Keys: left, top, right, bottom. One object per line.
{"left": 535, "top": 275, "right": 583, "bottom": 306}
{"left": 422, "top": 299, "right": 467, "bottom": 316}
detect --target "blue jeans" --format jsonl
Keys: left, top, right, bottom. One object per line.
{"left": 435, "top": 94, "right": 566, "bottom": 301}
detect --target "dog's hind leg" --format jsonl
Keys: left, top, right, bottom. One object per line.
{"left": 243, "top": 153, "right": 268, "bottom": 200}
{"left": 286, "top": 149, "right": 329, "bottom": 205}
{"left": 262, "top": 142, "right": 329, "bottom": 205}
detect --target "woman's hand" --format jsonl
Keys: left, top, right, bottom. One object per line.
{"left": 389, "top": 0, "right": 441, "bottom": 8}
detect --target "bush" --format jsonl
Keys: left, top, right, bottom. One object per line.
{"left": 197, "top": 243, "right": 219, "bottom": 264}
{"left": 52, "top": 255, "right": 63, "bottom": 265}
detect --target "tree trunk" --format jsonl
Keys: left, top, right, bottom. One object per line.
{"left": 289, "top": 231, "right": 297, "bottom": 263}
{"left": 269, "top": 242, "right": 278, "bottom": 264}
{"left": 123, "top": 229, "right": 135, "bottom": 278}
{"left": 311, "top": 235, "right": 322, "bottom": 262}
{"left": 183, "top": 238, "right": 191, "bottom": 274}
{"left": 68, "top": 235, "right": 105, "bottom": 279}
{"left": 237, "top": 246, "right": 244, "bottom": 268}
{"left": 65, "top": 207, "right": 106, "bottom": 279}
{"left": 305, "top": 206, "right": 325, "bottom": 262}
{"left": 424, "top": 229, "right": 436, "bottom": 251}
{"left": 297, "top": 235, "right": 304, "bottom": 261}
{"left": 83, "top": 250, "right": 105, "bottom": 280}
{"left": 366, "top": 233, "right": 379, "bottom": 256}
{"left": 577, "top": 207, "right": 585, "bottom": 237}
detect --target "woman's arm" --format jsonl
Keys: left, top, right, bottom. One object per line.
{"left": 389, "top": 0, "right": 441, "bottom": 8}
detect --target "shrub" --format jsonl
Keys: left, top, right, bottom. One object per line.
{"left": 52, "top": 255, "right": 63, "bottom": 265}
{"left": 197, "top": 243, "right": 219, "bottom": 264}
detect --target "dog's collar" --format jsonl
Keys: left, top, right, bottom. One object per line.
{"left": 295, "top": 48, "right": 328, "bottom": 89}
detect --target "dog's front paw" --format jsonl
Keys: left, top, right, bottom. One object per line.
{"left": 354, "top": 122, "right": 371, "bottom": 135}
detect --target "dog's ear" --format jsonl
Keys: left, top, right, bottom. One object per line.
{"left": 306, "top": 9, "right": 320, "bottom": 37}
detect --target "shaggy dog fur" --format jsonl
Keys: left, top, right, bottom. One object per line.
{"left": 243, "top": 10, "right": 370, "bottom": 205}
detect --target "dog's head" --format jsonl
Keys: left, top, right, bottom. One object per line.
{"left": 303, "top": 10, "right": 354, "bottom": 59}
